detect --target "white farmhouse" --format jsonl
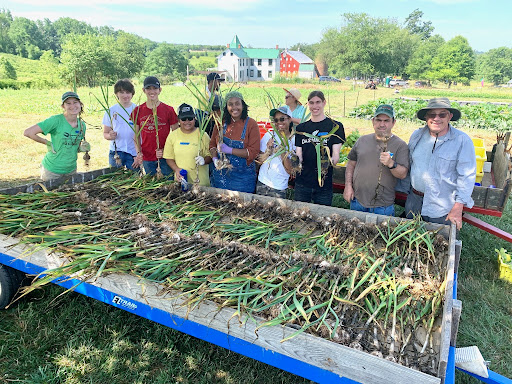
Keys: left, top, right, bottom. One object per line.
{"left": 217, "top": 35, "right": 280, "bottom": 82}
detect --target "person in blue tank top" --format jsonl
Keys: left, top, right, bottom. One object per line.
{"left": 209, "top": 91, "right": 260, "bottom": 193}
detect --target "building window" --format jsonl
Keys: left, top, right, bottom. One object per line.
{"left": 269, "top": 59, "right": 273, "bottom": 65}
{"left": 246, "top": 68, "right": 249, "bottom": 76}
{"left": 230, "top": 52, "right": 233, "bottom": 56}
{"left": 258, "top": 59, "right": 262, "bottom": 66}
{"left": 240, "top": 71, "right": 243, "bottom": 79}
{"left": 251, "top": 59, "right": 254, "bottom": 65}
{"left": 223, "top": 52, "right": 226, "bottom": 56}
{"left": 250, "top": 70, "right": 254, "bottom": 76}
{"left": 268, "top": 71, "right": 272, "bottom": 78}
{"left": 257, "top": 70, "right": 262, "bottom": 77}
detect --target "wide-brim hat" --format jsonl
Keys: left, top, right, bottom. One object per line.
{"left": 283, "top": 87, "right": 302, "bottom": 105}
{"left": 416, "top": 97, "right": 461, "bottom": 121}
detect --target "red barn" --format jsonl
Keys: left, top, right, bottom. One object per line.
{"left": 279, "top": 50, "right": 315, "bottom": 79}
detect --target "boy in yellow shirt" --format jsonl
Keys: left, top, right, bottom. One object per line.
{"left": 163, "top": 104, "right": 212, "bottom": 186}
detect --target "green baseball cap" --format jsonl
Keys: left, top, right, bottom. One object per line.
{"left": 62, "top": 91, "right": 80, "bottom": 103}
{"left": 225, "top": 91, "right": 244, "bottom": 101}
{"left": 374, "top": 104, "right": 395, "bottom": 119}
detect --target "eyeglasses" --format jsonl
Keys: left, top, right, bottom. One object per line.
{"left": 273, "top": 117, "right": 288, "bottom": 123}
{"left": 180, "top": 116, "right": 194, "bottom": 121}
{"left": 426, "top": 112, "right": 449, "bottom": 119}
{"left": 285, "top": 95, "right": 293, "bottom": 99}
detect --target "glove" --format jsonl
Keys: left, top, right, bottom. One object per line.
{"left": 46, "top": 140, "right": 57, "bottom": 154}
{"left": 213, "top": 157, "right": 220, "bottom": 168}
{"left": 195, "top": 155, "right": 205, "bottom": 166}
{"left": 219, "top": 143, "right": 233, "bottom": 155}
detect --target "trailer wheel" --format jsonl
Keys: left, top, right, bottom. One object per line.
{"left": 0, "top": 264, "right": 25, "bottom": 309}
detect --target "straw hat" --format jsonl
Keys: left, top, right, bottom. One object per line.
{"left": 284, "top": 88, "right": 302, "bottom": 104}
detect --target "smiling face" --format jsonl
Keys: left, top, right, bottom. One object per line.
{"left": 308, "top": 96, "right": 326, "bottom": 120}
{"left": 273, "top": 111, "right": 291, "bottom": 134}
{"left": 227, "top": 97, "right": 243, "bottom": 120}
{"left": 179, "top": 116, "right": 196, "bottom": 133}
{"left": 372, "top": 114, "right": 395, "bottom": 139}
{"left": 61, "top": 97, "right": 82, "bottom": 116}
{"left": 116, "top": 89, "right": 134, "bottom": 108}
{"left": 143, "top": 86, "right": 161, "bottom": 103}
{"left": 425, "top": 108, "right": 452, "bottom": 136}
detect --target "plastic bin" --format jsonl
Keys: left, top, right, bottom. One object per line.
{"left": 498, "top": 253, "right": 512, "bottom": 283}
{"left": 475, "top": 147, "right": 486, "bottom": 174}
{"left": 475, "top": 172, "right": 483, "bottom": 183}
{"left": 472, "top": 138, "right": 484, "bottom": 148}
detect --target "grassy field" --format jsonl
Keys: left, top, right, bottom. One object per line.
{"left": 0, "top": 82, "right": 511, "bottom": 383}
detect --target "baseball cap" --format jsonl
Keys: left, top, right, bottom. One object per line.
{"left": 143, "top": 76, "right": 161, "bottom": 89}
{"left": 178, "top": 103, "right": 196, "bottom": 119}
{"left": 207, "top": 73, "right": 224, "bottom": 82}
{"left": 62, "top": 91, "right": 80, "bottom": 103}
{"left": 374, "top": 104, "right": 395, "bottom": 119}
{"left": 270, "top": 106, "right": 292, "bottom": 118}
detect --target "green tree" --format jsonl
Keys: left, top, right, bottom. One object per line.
{"left": 60, "top": 34, "right": 115, "bottom": 86}
{"left": 143, "top": 43, "right": 188, "bottom": 81}
{"left": 0, "top": 9, "right": 14, "bottom": 54}
{"left": 406, "top": 34, "right": 445, "bottom": 79}
{"left": 53, "top": 17, "right": 95, "bottom": 39}
{"left": 36, "top": 18, "right": 60, "bottom": 55}
{"left": 111, "top": 31, "right": 146, "bottom": 78}
{"left": 8, "top": 16, "right": 44, "bottom": 58}
{"left": 405, "top": 9, "right": 434, "bottom": 40}
{"left": 426, "top": 36, "right": 476, "bottom": 86}
{"left": 478, "top": 47, "right": 512, "bottom": 85}
{"left": 0, "top": 56, "right": 16, "bottom": 79}
{"left": 289, "top": 42, "right": 318, "bottom": 62}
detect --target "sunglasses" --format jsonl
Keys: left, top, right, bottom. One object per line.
{"left": 285, "top": 95, "right": 293, "bottom": 99}
{"left": 180, "top": 116, "right": 194, "bottom": 121}
{"left": 273, "top": 117, "right": 288, "bottom": 123}
{"left": 426, "top": 112, "right": 449, "bottom": 119}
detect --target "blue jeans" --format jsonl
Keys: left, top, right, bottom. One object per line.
{"left": 109, "top": 151, "right": 135, "bottom": 170}
{"left": 294, "top": 183, "right": 333, "bottom": 206}
{"left": 143, "top": 159, "right": 173, "bottom": 177}
{"left": 350, "top": 198, "right": 395, "bottom": 216}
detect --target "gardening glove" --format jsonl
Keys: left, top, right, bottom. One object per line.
{"left": 219, "top": 143, "right": 233, "bottom": 155}
{"left": 195, "top": 156, "right": 205, "bottom": 166}
{"left": 46, "top": 140, "right": 57, "bottom": 154}
{"left": 213, "top": 157, "right": 220, "bottom": 168}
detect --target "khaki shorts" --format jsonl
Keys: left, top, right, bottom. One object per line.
{"left": 40, "top": 165, "right": 76, "bottom": 181}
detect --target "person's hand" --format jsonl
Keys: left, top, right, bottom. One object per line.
{"left": 446, "top": 202, "right": 464, "bottom": 230}
{"left": 219, "top": 143, "right": 233, "bottom": 155}
{"left": 266, "top": 138, "right": 274, "bottom": 149}
{"left": 213, "top": 157, "right": 220, "bottom": 169}
{"left": 46, "top": 140, "right": 57, "bottom": 154}
{"left": 155, "top": 149, "right": 163, "bottom": 159}
{"left": 380, "top": 151, "right": 393, "bottom": 167}
{"left": 343, "top": 185, "right": 354, "bottom": 203}
{"left": 107, "top": 130, "right": 117, "bottom": 140}
{"left": 175, "top": 169, "right": 184, "bottom": 182}
{"left": 195, "top": 155, "right": 205, "bottom": 166}
{"left": 132, "top": 153, "right": 143, "bottom": 168}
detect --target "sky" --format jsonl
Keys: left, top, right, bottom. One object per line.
{"left": 2, "top": 0, "right": 511, "bottom": 52}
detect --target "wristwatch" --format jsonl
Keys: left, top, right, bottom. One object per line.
{"left": 389, "top": 161, "right": 397, "bottom": 169}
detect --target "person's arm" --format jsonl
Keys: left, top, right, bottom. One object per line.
{"left": 103, "top": 125, "right": 117, "bottom": 140}
{"left": 24, "top": 124, "right": 46, "bottom": 145}
{"left": 170, "top": 123, "right": 179, "bottom": 131}
{"left": 379, "top": 151, "right": 408, "bottom": 179}
{"left": 331, "top": 143, "right": 342, "bottom": 165}
{"left": 446, "top": 202, "right": 464, "bottom": 230}
{"left": 295, "top": 146, "right": 303, "bottom": 164}
{"left": 343, "top": 159, "right": 356, "bottom": 203}
{"left": 166, "top": 159, "right": 183, "bottom": 181}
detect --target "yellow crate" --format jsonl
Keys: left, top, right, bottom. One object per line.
{"left": 476, "top": 158, "right": 485, "bottom": 174}
{"left": 472, "top": 138, "right": 484, "bottom": 147}
{"left": 475, "top": 172, "right": 483, "bottom": 183}
{"left": 475, "top": 147, "right": 486, "bottom": 159}
{"left": 498, "top": 254, "right": 512, "bottom": 283}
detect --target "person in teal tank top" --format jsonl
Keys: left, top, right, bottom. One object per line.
{"left": 24, "top": 91, "right": 87, "bottom": 181}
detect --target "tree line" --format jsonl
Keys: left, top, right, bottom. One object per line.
{"left": 0, "top": 8, "right": 511, "bottom": 87}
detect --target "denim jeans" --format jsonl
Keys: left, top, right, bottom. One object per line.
{"left": 143, "top": 159, "right": 173, "bottom": 177}
{"left": 109, "top": 151, "right": 135, "bottom": 170}
{"left": 256, "top": 181, "right": 287, "bottom": 198}
{"left": 293, "top": 183, "right": 333, "bottom": 206}
{"left": 350, "top": 197, "right": 395, "bottom": 216}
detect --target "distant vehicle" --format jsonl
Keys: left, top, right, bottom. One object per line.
{"left": 414, "top": 81, "right": 430, "bottom": 88}
{"left": 319, "top": 76, "right": 341, "bottom": 82}
{"left": 345, "top": 76, "right": 351, "bottom": 80}
{"left": 389, "top": 79, "right": 409, "bottom": 87}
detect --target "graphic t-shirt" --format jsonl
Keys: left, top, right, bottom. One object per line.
{"left": 294, "top": 117, "right": 345, "bottom": 188}
{"left": 131, "top": 102, "right": 178, "bottom": 161}
{"left": 39, "top": 114, "right": 86, "bottom": 174}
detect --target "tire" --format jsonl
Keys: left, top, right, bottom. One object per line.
{"left": 0, "top": 264, "right": 25, "bottom": 309}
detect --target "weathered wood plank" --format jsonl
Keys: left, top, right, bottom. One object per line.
{"left": 0, "top": 233, "right": 444, "bottom": 384}
{"left": 493, "top": 143, "right": 509, "bottom": 189}
{"left": 450, "top": 300, "right": 462, "bottom": 347}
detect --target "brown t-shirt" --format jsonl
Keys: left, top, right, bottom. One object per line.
{"left": 209, "top": 117, "right": 260, "bottom": 165}
{"left": 348, "top": 134, "right": 410, "bottom": 208}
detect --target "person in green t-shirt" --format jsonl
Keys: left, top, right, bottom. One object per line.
{"left": 24, "top": 91, "right": 87, "bottom": 181}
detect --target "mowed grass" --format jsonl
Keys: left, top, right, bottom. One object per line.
{"left": 0, "top": 82, "right": 511, "bottom": 382}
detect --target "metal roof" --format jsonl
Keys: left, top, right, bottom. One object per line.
{"left": 285, "top": 50, "right": 314, "bottom": 64}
